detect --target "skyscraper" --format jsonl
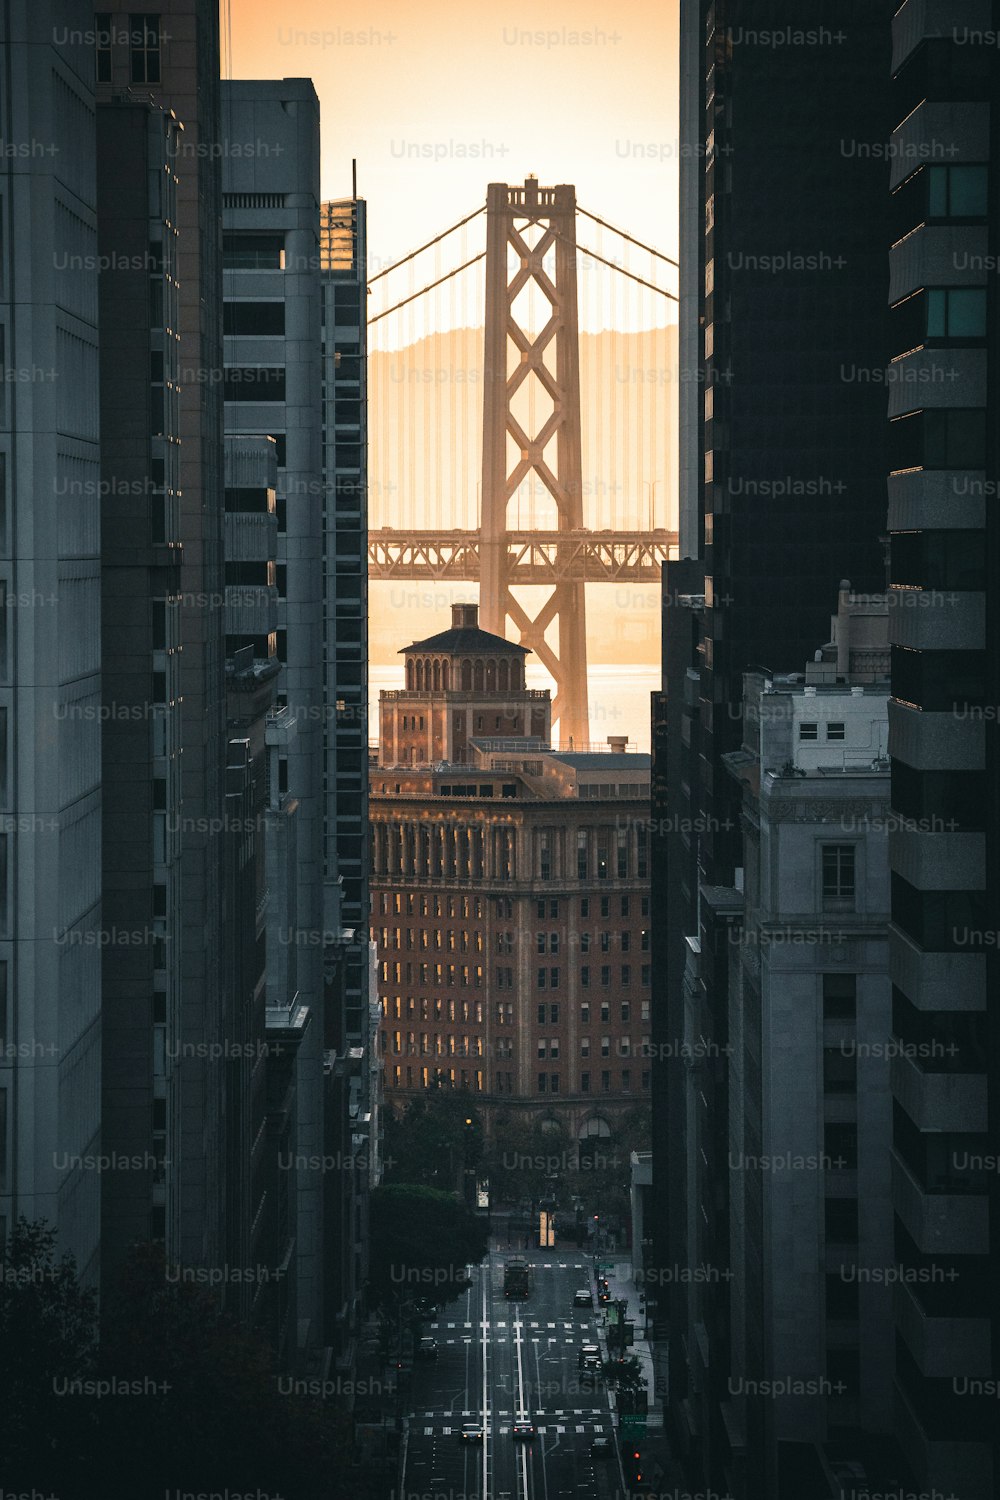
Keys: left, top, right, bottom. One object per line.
{"left": 885, "top": 7, "right": 999, "bottom": 1494}
{"left": 654, "top": 3, "right": 898, "bottom": 1494}
{"left": 94, "top": 0, "right": 228, "bottom": 1291}
{"left": 0, "top": 1, "right": 102, "bottom": 1286}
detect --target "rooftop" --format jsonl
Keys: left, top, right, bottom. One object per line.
{"left": 401, "top": 601, "right": 529, "bottom": 657}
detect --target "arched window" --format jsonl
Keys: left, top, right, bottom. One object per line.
{"left": 485, "top": 658, "right": 496, "bottom": 692}
{"left": 473, "top": 660, "right": 484, "bottom": 693}
{"left": 498, "top": 659, "right": 510, "bottom": 692}
{"left": 442, "top": 660, "right": 450, "bottom": 689}
{"left": 462, "top": 658, "right": 472, "bottom": 691}
{"left": 415, "top": 659, "right": 424, "bottom": 690}
{"left": 432, "top": 659, "right": 441, "bottom": 690}
{"left": 406, "top": 659, "right": 414, "bottom": 689}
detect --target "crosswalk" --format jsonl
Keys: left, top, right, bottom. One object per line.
{"left": 416, "top": 1411, "right": 612, "bottom": 1437}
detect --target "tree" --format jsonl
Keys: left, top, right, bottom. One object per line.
{"left": 368, "top": 1184, "right": 489, "bottom": 1306}
{"left": 0, "top": 1217, "right": 100, "bottom": 1482}
{"left": 382, "top": 1089, "right": 484, "bottom": 1190}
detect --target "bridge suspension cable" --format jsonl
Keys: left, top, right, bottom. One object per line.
{"left": 367, "top": 206, "right": 485, "bottom": 285}
{"left": 577, "top": 205, "right": 679, "bottom": 268}
{"left": 368, "top": 251, "right": 487, "bottom": 326}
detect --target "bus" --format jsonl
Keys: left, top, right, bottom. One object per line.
{"left": 503, "top": 1257, "right": 532, "bottom": 1299}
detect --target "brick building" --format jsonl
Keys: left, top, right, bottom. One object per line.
{"left": 371, "top": 605, "right": 653, "bottom": 1147}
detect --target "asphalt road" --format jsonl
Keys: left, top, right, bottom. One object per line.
{"left": 402, "top": 1238, "right": 621, "bottom": 1500}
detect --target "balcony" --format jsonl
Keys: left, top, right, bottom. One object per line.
{"left": 894, "top": 1278, "right": 990, "bottom": 1379}
{"left": 890, "top": 1148, "right": 988, "bottom": 1256}
{"left": 891, "top": 1048, "right": 986, "bottom": 1133}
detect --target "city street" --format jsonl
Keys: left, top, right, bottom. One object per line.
{"left": 401, "top": 1239, "right": 622, "bottom": 1500}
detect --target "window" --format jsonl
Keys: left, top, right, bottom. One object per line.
{"left": 581, "top": 1072, "right": 590, "bottom": 1093}
{"left": 621, "top": 1002, "right": 630, "bottom": 1022}
{"left": 580, "top": 933, "right": 591, "bottom": 953}
{"left": 224, "top": 367, "right": 286, "bottom": 402}
{"left": 550, "top": 1074, "right": 560, "bottom": 1094}
{"left": 581, "top": 1038, "right": 590, "bottom": 1058}
{"left": 537, "top": 933, "right": 546, "bottom": 954}
{"left": 537, "top": 968, "right": 546, "bottom": 989}
{"left": 600, "top": 1002, "right": 610, "bottom": 1023}
{"left": 825, "top": 722, "right": 845, "bottom": 741}
{"left": 824, "top": 1046, "right": 857, "bottom": 1095}
{"left": 621, "top": 1069, "right": 631, "bottom": 1091}
{"left": 617, "top": 828, "right": 628, "bottom": 879}
{"left": 537, "top": 899, "right": 546, "bottom": 918}
{"left": 537, "top": 1004, "right": 546, "bottom": 1024}
{"left": 825, "top": 1198, "right": 859, "bottom": 1243}
{"left": 224, "top": 301, "right": 286, "bottom": 336}
{"left": 600, "top": 932, "right": 611, "bottom": 952}
{"left": 799, "top": 722, "right": 818, "bottom": 741}
{"left": 580, "top": 898, "right": 589, "bottom": 918}
{"left": 641, "top": 930, "right": 650, "bottom": 951}
{"left": 580, "top": 1002, "right": 590, "bottom": 1024}
{"left": 641, "top": 1070, "right": 650, "bottom": 1090}
{"left": 577, "top": 831, "right": 589, "bottom": 880}
{"left": 926, "top": 287, "right": 988, "bottom": 339}
{"left": 549, "top": 932, "right": 559, "bottom": 954}
{"left": 601, "top": 1071, "right": 610, "bottom": 1093}
{"left": 621, "top": 895, "right": 630, "bottom": 918}
{"left": 550, "top": 967, "right": 560, "bottom": 988}
{"left": 95, "top": 12, "right": 112, "bottom": 80}
{"left": 600, "top": 896, "right": 610, "bottom": 918}
{"left": 822, "top": 973, "right": 856, "bottom": 1020}
{"left": 539, "top": 830, "right": 552, "bottom": 880}
{"left": 641, "top": 964, "right": 651, "bottom": 987}
{"left": 927, "top": 163, "right": 988, "bottom": 218}
{"left": 889, "top": 407, "right": 987, "bottom": 471}
{"left": 538, "top": 1074, "right": 547, "bottom": 1093}
{"left": 549, "top": 1005, "right": 559, "bottom": 1023}
{"left": 581, "top": 966, "right": 590, "bottom": 988}
{"left": 538, "top": 1041, "right": 547, "bottom": 1059}
{"left": 130, "top": 13, "right": 160, "bottom": 82}
{"left": 822, "top": 845, "right": 856, "bottom": 911}
{"left": 825, "top": 1123, "right": 858, "bottom": 1171}
{"left": 826, "top": 1273, "right": 859, "bottom": 1322}
{"left": 550, "top": 1039, "right": 559, "bottom": 1059}
{"left": 621, "top": 932, "right": 631, "bottom": 952}
{"left": 621, "top": 965, "right": 631, "bottom": 986}
{"left": 601, "top": 966, "right": 611, "bottom": 987}
{"left": 601, "top": 1036, "right": 610, "bottom": 1057}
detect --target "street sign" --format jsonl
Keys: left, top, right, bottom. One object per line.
{"left": 620, "top": 1415, "right": 647, "bottom": 1437}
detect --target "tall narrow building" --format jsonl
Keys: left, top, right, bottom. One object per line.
{"left": 94, "top": 0, "right": 228, "bottom": 1290}
{"left": 654, "top": 3, "right": 898, "bottom": 1496}
{"left": 885, "top": 6, "right": 999, "bottom": 1495}
{"left": 0, "top": 2, "right": 102, "bottom": 1285}
{"left": 221, "top": 77, "right": 327, "bottom": 1349}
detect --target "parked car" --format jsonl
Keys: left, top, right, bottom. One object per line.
{"left": 416, "top": 1337, "right": 438, "bottom": 1360}
{"left": 573, "top": 1288, "right": 593, "bottom": 1308}
{"left": 459, "top": 1422, "right": 484, "bottom": 1444}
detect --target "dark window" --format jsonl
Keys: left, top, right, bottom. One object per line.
{"left": 95, "top": 12, "right": 113, "bottom": 81}
{"left": 581, "top": 1072, "right": 590, "bottom": 1093}
{"left": 891, "top": 645, "right": 986, "bottom": 713}
{"left": 825, "top": 722, "right": 845, "bottom": 742}
{"left": 825, "top": 1273, "right": 859, "bottom": 1321}
{"left": 224, "top": 367, "right": 286, "bottom": 402}
{"left": 823, "top": 1047, "right": 857, "bottom": 1095}
{"left": 825, "top": 1123, "right": 858, "bottom": 1171}
{"left": 891, "top": 529, "right": 987, "bottom": 592}
{"left": 799, "top": 722, "right": 818, "bottom": 741}
{"left": 928, "top": 163, "right": 989, "bottom": 218}
{"left": 537, "top": 1073, "right": 546, "bottom": 1094}
{"left": 889, "top": 408, "right": 987, "bottom": 472}
{"left": 891, "top": 873, "right": 991, "bottom": 952}
{"left": 891, "top": 761, "right": 987, "bottom": 833}
{"left": 223, "top": 233, "right": 285, "bottom": 270}
{"left": 825, "top": 1198, "right": 859, "bottom": 1243}
{"left": 822, "top": 845, "right": 856, "bottom": 911}
{"left": 822, "top": 973, "right": 856, "bottom": 1020}
{"left": 129, "top": 13, "right": 160, "bottom": 82}
{"left": 224, "top": 301, "right": 285, "bottom": 336}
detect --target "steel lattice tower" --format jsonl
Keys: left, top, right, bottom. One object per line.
{"left": 480, "top": 178, "right": 589, "bottom": 748}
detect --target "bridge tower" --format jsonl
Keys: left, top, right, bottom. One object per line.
{"left": 480, "top": 178, "right": 589, "bottom": 749}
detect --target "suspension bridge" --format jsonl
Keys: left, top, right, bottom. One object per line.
{"left": 367, "top": 176, "right": 678, "bottom": 748}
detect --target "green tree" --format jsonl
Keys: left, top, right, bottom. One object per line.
{"left": 0, "top": 1217, "right": 100, "bottom": 1482}
{"left": 382, "top": 1088, "right": 483, "bottom": 1190}
{"left": 368, "top": 1184, "right": 489, "bottom": 1306}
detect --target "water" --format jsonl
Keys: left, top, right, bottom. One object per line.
{"left": 368, "top": 662, "right": 659, "bottom": 752}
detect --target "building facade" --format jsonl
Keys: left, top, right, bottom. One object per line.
{"left": 885, "top": 6, "right": 999, "bottom": 1495}
{"left": 0, "top": 1, "right": 102, "bottom": 1285}
{"left": 720, "top": 598, "right": 894, "bottom": 1495}
{"left": 655, "top": 4, "right": 899, "bottom": 1492}
{"left": 94, "top": 0, "right": 229, "bottom": 1287}
{"left": 372, "top": 606, "right": 652, "bottom": 1148}
{"left": 221, "top": 79, "right": 327, "bottom": 1348}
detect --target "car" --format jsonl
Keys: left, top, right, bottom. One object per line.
{"left": 573, "top": 1288, "right": 593, "bottom": 1308}
{"left": 415, "top": 1297, "right": 437, "bottom": 1316}
{"left": 512, "top": 1419, "right": 537, "bottom": 1440}
{"left": 591, "top": 1436, "right": 612, "bottom": 1459}
{"left": 578, "top": 1343, "right": 602, "bottom": 1371}
{"left": 416, "top": 1337, "right": 438, "bottom": 1360}
{"left": 459, "top": 1422, "right": 484, "bottom": 1443}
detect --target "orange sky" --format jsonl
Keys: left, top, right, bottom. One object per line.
{"left": 225, "top": 0, "right": 679, "bottom": 291}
